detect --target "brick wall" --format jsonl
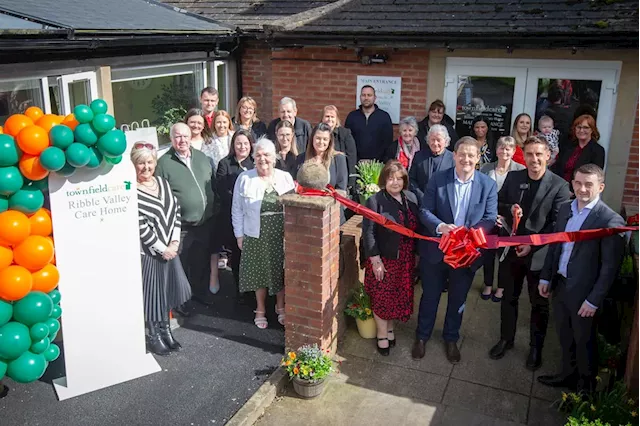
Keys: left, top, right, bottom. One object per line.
{"left": 239, "top": 42, "right": 273, "bottom": 123}
{"left": 622, "top": 103, "right": 639, "bottom": 208}
{"left": 337, "top": 215, "right": 365, "bottom": 342}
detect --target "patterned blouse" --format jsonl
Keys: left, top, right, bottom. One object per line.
{"left": 201, "top": 131, "right": 234, "bottom": 173}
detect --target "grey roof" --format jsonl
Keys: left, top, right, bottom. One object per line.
{"left": 0, "top": 0, "right": 233, "bottom": 32}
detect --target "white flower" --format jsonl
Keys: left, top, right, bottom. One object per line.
{"left": 365, "top": 184, "right": 380, "bottom": 194}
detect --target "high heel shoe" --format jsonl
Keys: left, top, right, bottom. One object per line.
{"left": 387, "top": 330, "right": 396, "bottom": 348}
{"left": 377, "top": 338, "right": 390, "bottom": 356}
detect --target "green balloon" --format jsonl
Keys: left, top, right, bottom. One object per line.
{"left": 90, "top": 99, "right": 108, "bottom": 115}
{"left": 104, "top": 155, "right": 122, "bottom": 165}
{"left": 13, "top": 292, "right": 54, "bottom": 327}
{"left": 0, "top": 166, "right": 24, "bottom": 196}
{"left": 30, "top": 337, "right": 50, "bottom": 354}
{"left": 0, "top": 134, "right": 21, "bottom": 166}
{"left": 74, "top": 123, "right": 98, "bottom": 146}
{"left": 26, "top": 177, "right": 49, "bottom": 191}
{"left": 0, "top": 195, "right": 7, "bottom": 212}
{"left": 57, "top": 162, "right": 76, "bottom": 177}
{"left": 48, "top": 289, "right": 61, "bottom": 305}
{"left": 43, "top": 343, "right": 60, "bottom": 362}
{"left": 0, "top": 300, "right": 12, "bottom": 327}
{"left": 65, "top": 143, "right": 91, "bottom": 168}
{"left": 46, "top": 318, "right": 60, "bottom": 340}
{"left": 85, "top": 146, "right": 103, "bottom": 169}
{"left": 0, "top": 358, "right": 6, "bottom": 379}
{"left": 49, "top": 125, "right": 74, "bottom": 150}
{"left": 51, "top": 305, "right": 62, "bottom": 319}
{"left": 29, "top": 323, "right": 49, "bottom": 341}
{"left": 6, "top": 351, "right": 47, "bottom": 383}
{"left": 92, "top": 114, "right": 116, "bottom": 134}
{"left": 73, "top": 104, "right": 94, "bottom": 124}
{"left": 97, "top": 129, "right": 126, "bottom": 158}
{"left": 40, "top": 146, "right": 66, "bottom": 172}
{"left": 8, "top": 186, "right": 44, "bottom": 214}
{"left": 0, "top": 322, "right": 31, "bottom": 360}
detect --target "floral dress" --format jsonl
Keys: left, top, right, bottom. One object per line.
{"left": 201, "top": 132, "right": 234, "bottom": 173}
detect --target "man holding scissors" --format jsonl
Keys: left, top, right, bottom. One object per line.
{"left": 489, "top": 135, "right": 571, "bottom": 370}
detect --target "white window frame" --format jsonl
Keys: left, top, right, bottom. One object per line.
{"left": 59, "top": 71, "right": 99, "bottom": 115}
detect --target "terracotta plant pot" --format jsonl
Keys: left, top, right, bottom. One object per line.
{"left": 292, "top": 377, "right": 326, "bottom": 398}
{"left": 355, "top": 317, "right": 377, "bottom": 339}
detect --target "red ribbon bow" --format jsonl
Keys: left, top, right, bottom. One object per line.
{"left": 439, "top": 226, "right": 487, "bottom": 269}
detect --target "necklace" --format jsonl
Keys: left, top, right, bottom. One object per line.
{"left": 138, "top": 178, "right": 158, "bottom": 189}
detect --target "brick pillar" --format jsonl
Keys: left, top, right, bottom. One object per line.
{"left": 280, "top": 194, "right": 340, "bottom": 354}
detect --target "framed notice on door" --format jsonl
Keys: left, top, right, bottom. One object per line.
{"left": 356, "top": 75, "right": 402, "bottom": 124}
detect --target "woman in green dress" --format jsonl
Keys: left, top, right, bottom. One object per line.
{"left": 231, "top": 138, "right": 296, "bottom": 329}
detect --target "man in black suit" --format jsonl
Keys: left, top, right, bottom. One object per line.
{"left": 489, "top": 135, "right": 571, "bottom": 370}
{"left": 537, "top": 164, "right": 626, "bottom": 393}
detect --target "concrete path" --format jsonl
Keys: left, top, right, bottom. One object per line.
{"left": 256, "top": 270, "right": 568, "bottom": 426}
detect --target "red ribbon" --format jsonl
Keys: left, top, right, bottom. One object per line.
{"left": 295, "top": 185, "right": 638, "bottom": 269}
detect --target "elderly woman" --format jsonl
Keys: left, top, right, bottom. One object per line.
{"left": 417, "top": 100, "right": 458, "bottom": 150}
{"left": 202, "top": 110, "right": 235, "bottom": 173}
{"left": 132, "top": 141, "right": 191, "bottom": 355}
{"left": 510, "top": 113, "right": 532, "bottom": 166}
{"left": 321, "top": 105, "right": 357, "bottom": 186}
{"left": 363, "top": 160, "right": 419, "bottom": 355}
{"left": 274, "top": 120, "right": 298, "bottom": 177}
{"left": 471, "top": 115, "right": 496, "bottom": 169}
{"left": 382, "top": 116, "right": 421, "bottom": 169}
{"left": 479, "top": 136, "right": 525, "bottom": 302}
{"left": 233, "top": 96, "right": 267, "bottom": 141}
{"left": 232, "top": 138, "right": 295, "bottom": 329}
{"left": 184, "top": 108, "right": 213, "bottom": 151}
{"left": 217, "top": 129, "right": 255, "bottom": 303}
{"left": 552, "top": 114, "right": 605, "bottom": 183}
{"left": 409, "top": 124, "right": 455, "bottom": 201}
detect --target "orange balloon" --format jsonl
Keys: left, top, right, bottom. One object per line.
{"left": 29, "top": 208, "right": 52, "bottom": 237}
{"left": 17, "top": 125, "right": 50, "bottom": 155}
{"left": 0, "top": 210, "right": 31, "bottom": 245}
{"left": 36, "top": 115, "right": 59, "bottom": 132}
{"left": 3, "top": 114, "right": 34, "bottom": 137}
{"left": 31, "top": 263, "right": 59, "bottom": 293}
{"left": 24, "top": 106, "right": 44, "bottom": 122}
{"left": 61, "top": 114, "right": 79, "bottom": 131}
{"left": 0, "top": 265, "right": 32, "bottom": 301}
{"left": 19, "top": 154, "right": 49, "bottom": 181}
{"left": 13, "top": 235, "right": 54, "bottom": 271}
{"left": 0, "top": 125, "right": 3, "bottom": 134}
{"left": 0, "top": 245, "right": 12, "bottom": 270}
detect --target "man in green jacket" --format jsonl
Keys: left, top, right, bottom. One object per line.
{"left": 156, "top": 123, "right": 216, "bottom": 307}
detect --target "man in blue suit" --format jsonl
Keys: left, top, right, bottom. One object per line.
{"left": 412, "top": 136, "right": 498, "bottom": 363}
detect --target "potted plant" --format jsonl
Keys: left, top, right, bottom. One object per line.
{"left": 355, "top": 160, "right": 384, "bottom": 204}
{"left": 344, "top": 282, "right": 376, "bottom": 339}
{"left": 281, "top": 344, "right": 333, "bottom": 398}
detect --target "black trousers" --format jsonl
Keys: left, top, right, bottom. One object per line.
{"left": 552, "top": 277, "right": 597, "bottom": 381}
{"left": 179, "top": 219, "right": 212, "bottom": 298}
{"left": 499, "top": 254, "right": 549, "bottom": 348}
{"left": 482, "top": 249, "right": 503, "bottom": 289}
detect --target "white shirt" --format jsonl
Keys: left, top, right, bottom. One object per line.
{"left": 175, "top": 151, "right": 192, "bottom": 170}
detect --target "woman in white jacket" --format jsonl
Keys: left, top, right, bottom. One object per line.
{"left": 232, "top": 138, "right": 295, "bottom": 329}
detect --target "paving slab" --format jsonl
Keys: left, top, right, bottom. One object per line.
{"left": 527, "top": 397, "right": 566, "bottom": 426}
{"left": 435, "top": 405, "right": 525, "bottom": 426}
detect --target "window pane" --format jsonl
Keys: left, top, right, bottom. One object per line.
{"left": 0, "top": 79, "right": 44, "bottom": 125}
{"left": 455, "top": 76, "right": 515, "bottom": 138}
{"left": 216, "top": 63, "right": 227, "bottom": 111}
{"left": 69, "top": 80, "right": 91, "bottom": 108}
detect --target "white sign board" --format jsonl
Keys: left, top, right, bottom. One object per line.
{"left": 356, "top": 75, "right": 402, "bottom": 124}
{"left": 48, "top": 152, "right": 160, "bottom": 400}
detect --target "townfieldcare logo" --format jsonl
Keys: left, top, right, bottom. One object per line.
{"left": 66, "top": 181, "right": 131, "bottom": 197}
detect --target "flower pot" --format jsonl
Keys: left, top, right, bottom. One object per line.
{"left": 292, "top": 377, "right": 326, "bottom": 398}
{"left": 355, "top": 317, "right": 377, "bottom": 339}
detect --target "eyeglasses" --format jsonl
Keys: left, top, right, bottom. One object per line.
{"left": 240, "top": 106, "right": 255, "bottom": 112}
{"left": 133, "top": 142, "right": 155, "bottom": 150}
{"left": 576, "top": 126, "right": 591, "bottom": 131}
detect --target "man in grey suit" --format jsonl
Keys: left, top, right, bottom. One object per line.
{"left": 537, "top": 164, "right": 626, "bottom": 394}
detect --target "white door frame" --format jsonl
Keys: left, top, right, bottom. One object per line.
{"left": 59, "top": 71, "right": 99, "bottom": 115}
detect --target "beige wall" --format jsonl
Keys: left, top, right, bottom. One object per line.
{"left": 427, "top": 49, "right": 639, "bottom": 210}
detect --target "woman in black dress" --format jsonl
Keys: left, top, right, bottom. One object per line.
{"left": 274, "top": 120, "right": 297, "bottom": 177}
{"left": 363, "top": 160, "right": 419, "bottom": 356}
{"left": 470, "top": 115, "right": 496, "bottom": 169}
{"left": 216, "top": 129, "right": 255, "bottom": 300}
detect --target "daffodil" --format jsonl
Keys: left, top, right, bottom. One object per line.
{"left": 562, "top": 392, "right": 568, "bottom": 402}
{"left": 590, "top": 404, "right": 596, "bottom": 412}
{"left": 595, "top": 376, "right": 602, "bottom": 382}
{"left": 632, "top": 411, "right": 637, "bottom": 418}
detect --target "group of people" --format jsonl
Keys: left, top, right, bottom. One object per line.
{"left": 131, "top": 85, "right": 623, "bottom": 396}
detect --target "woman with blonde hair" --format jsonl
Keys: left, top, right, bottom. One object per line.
{"left": 274, "top": 120, "right": 298, "bottom": 177}
{"left": 233, "top": 96, "right": 267, "bottom": 140}
{"left": 202, "top": 110, "right": 235, "bottom": 173}
{"left": 320, "top": 105, "right": 357, "bottom": 185}
{"left": 510, "top": 113, "right": 532, "bottom": 166}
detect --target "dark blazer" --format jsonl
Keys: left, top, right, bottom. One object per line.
{"left": 498, "top": 169, "right": 572, "bottom": 270}
{"left": 295, "top": 153, "right": 348, "bottom": 190}
{"left": 552, "top": 139, "right": 605, "bottom": 182}
{"left": 363, "top": 190, "right": 419, "bottom": 260}
{"left": 540, "top": 200, "right": 626, "bottom": 308}
{"left": 419, "top": 169, "right": 497, "bottom": 264}
{"left": 275, "top": 151, "right": 297, "bottom": 178}
{"left": 408, "top": 149, "right": 455, "bottom": 201}
{"left": 332, "top": 126, "right": 358, "bottom": 186}
{"left": 231, "top": 118, "right": 267, "bottom": 141}
{"left": 267, "top": 117, "right": 313, "bottom": 155}
{"left": 216, "top": 155, "right": 255, "bottom": 217}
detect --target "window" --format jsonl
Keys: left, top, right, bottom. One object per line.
{"left": 0, "top": 78, "right": 45, "bottom": 125}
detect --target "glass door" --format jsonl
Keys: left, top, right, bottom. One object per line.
{"left": 59, "top": 72, "right": 98, "bottom": 115}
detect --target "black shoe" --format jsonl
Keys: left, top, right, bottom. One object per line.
{"left": 526, "top": 347, "right": 542, "bottom": 371}
{"left": 146, "top": 322, "right": 171, "bottom": 356}
{"left": 489, "top": 339, "right": 514, "bottom": 360}
{"left": 445, "top": 341, "right": 461, "bottom": 364}
{"left": 0, "top": 383, "right": 8, "bottom": 399}
{"left": 480, "top": 291, "right": 492, "bottom": 300}
{"left": 537, "top": 373, "right": 578, "bottom": 389}
{"left": 173, "top": 305, "right": 191, "bottom": 318}
{"left": 158, "top": 321, "right": 182, "bottom": 351}
{"left": 377, "top": 338, "right": 390, "bottom": 356}
{"left": 388, "top": 330, "right": 396, "bottom": 348}
{"left": 412, "top": 339, "right": 426, "bottom": 359}
{"left": 193, "top": 293, "right": 215, "bottom": 306}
